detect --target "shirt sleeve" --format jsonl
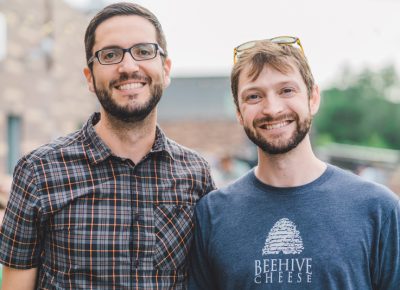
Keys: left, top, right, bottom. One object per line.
{"left": 0, "top": 157, "right": 42, "bottom": 269}
{"left": 375, "top": 200, "right": 400, "bottom": 290}
{"left": 188, "top": 198, "right": 218, "bottom": 290}
{"left": 204, "top": 164, "right": 217, "bottom": 194}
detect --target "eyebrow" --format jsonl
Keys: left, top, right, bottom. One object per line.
{"left": 275, "top": 81, "right": 301, "bottom": 89}
{"left": 240, "top": 81, "right": 301, "bottom": 96}
{"left": 97, "top": 45, "right": 123, "bottom": 51}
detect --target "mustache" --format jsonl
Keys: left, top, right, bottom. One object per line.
{"left": 109, "top": 72, "right": 151, "bottom": 88}
{"left": 253, "top": 113, "right": 297, "bottom": 127}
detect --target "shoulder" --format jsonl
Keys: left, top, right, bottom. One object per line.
{"left": 327, "top": 164, "right": 399, "bottom": 210}
{"left": 162, "top": 137, "right": 216, "bottom": 193}
{"left": 329, "top": 164, "right": 395, "bottom": 194}
{"left": 165, "top": 137, "right": 211, "bottom": 168}
{"left": 197, "top": 170, "right": 254, "bottom": 209}
{"left": 15, "top": 130, "right": 83, "bottom": 172}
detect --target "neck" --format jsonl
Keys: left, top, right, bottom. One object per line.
{"left": 255, "top": 136, "right": 327, "bottom": 187}
{"left": 94, "top": 109, "right": 157, "bottom": 164}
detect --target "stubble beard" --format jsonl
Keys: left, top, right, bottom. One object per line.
{"left": 243, "top": 112, "right": 312, "bottom": 155}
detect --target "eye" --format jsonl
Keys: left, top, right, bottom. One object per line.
{"left": 131, "top": 44, "right": 156, "bottom": 59}
{"left": 245, "top": 94, "right": 261, "bottom": 103}
{"left": 280, "top": 87, "right": 296, "bottom": 96}
{"left": 104, "top": 52, "right": 116, "bottom": 60}
{"left": 137, "top": 48, "right": 152, "bottom": 56}
{"left": 99, "top": 49, "right": 122, "bottom": 63}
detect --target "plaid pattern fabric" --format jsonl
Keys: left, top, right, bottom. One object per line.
{"left": 0, "top": 113, "right": 215, "bottom": 289}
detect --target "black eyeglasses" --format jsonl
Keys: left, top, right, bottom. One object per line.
{"left": 88, "top": 42, "right": 165, "bottom": 65}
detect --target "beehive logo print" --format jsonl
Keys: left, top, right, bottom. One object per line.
{"left": 262, "top": 218, "right": 304, "bottom": 255}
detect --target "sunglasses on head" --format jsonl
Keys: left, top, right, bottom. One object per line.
{"left": 233, "top": 36, "right": 304, "bottom": 63}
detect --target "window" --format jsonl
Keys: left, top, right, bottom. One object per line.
{"left": 0, "top": 13, "right": 6, "bottom": 61}
{"left": 7, "top": 115, "right": 22, "bottom": 174}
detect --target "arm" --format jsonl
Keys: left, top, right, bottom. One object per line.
{"left": 188, "top": 201, "right": 217, "bottom": 290}
{"left": 0, "top": 158, "right": 42, "bottom": 285}
{"left": 1, "top": 266, "right": 37, "bottom": 290}
{"left": 375, "top": 200, "right": 400, "bottom": 290}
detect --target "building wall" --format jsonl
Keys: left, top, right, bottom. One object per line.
{"left": 159, "top": 76, "right": 235, "bottom": 121}
{"left": 0, "top": 0, "right": 250, "bottom": 182}
{"left": 0, "top": 0, "right": 96, "bottom": 176}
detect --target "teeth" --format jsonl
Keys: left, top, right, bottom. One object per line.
{"left": 264, "top": 121, "right": 290, "bottom": 130}
{"left": 117, "top": 83, "right": 144, "bottom": 90}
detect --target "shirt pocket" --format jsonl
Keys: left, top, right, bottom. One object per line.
{"left": 153, "top": 203, "right": 195, "bottom": 270}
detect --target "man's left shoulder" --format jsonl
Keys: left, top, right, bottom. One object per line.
{"left": 331, "top": 164, "right": 399, "bottom": 207}
{"left": 165, "top": 138, "right": 210, "bottom": 166}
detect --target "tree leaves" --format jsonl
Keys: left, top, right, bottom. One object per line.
{"left": 314, "top": 65, "right": 400, "bottom": 150}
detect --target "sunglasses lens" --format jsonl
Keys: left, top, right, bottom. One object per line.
{"left": 236, "top": 41, "right": 257, "bottom": 52}
{"left": 270, "top": 36, "right": 296, "bottom": 44}
{"left": 234, "top": 41, "right": 257, "bottom": 61}
{"left": 233, "top": 36, "right": 303, "bottom": 64}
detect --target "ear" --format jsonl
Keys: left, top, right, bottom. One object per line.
{"left": 162, "top": 57, "right": 172, "bottom": 88}
{"left": 83, "top": 67, "right": 95, "bottom": 93}
{"left": 309, "top": 84, "right": 321, "bottom": 116}
{"left": 236, "top": 109, "right": 244, "bottom": 126}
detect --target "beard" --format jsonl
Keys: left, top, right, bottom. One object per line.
{"left": 243, "top": 112, "right": 312, "bottom": 155}
{"left": 93, "top": 72, "right": 164, "bottom": 123}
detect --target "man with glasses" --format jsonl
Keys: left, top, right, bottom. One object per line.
{"left": 0, "top": 2, "right": 214, "bottom": 289}
{"left": 189, "top": 37, "right": 400, "bottom": 289}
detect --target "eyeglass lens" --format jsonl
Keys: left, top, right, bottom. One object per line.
{"left": 98, "top": 43, "right": 157, "bottom": 64}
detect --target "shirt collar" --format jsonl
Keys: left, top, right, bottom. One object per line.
{"left": 149, "top": 123, "right": 176, "bottom": 161}
{"left": 82, "top": 112, "right": 174, "bottom": 164}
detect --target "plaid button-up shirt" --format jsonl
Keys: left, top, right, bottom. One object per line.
{"left": 0, "top": 113, "right": 215, "bottom": 289}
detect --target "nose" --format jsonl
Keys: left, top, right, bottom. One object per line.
{"left": 117, "top": 51, "right": 139, "bottom": 73}
{"left": 261, "top": 94, "right": 284, "bottom": 115}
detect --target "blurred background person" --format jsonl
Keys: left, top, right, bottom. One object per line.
{"left": 212, "top": 153, "right": 251, "bottom": 187}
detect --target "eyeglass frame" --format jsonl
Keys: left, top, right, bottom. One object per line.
{"left": 233, "top": 36, "right": 304, "bottom": 64}
{"left": 87, "top": 42, "right": 166, "bottom": 65}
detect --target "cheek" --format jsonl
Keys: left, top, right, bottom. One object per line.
{"left": 238, "top": 106, "right": 257, "bottom": 126}
{"left": 289, "top": 99, "right": 310, "bottom": 115}
{"left": 94, "top": 65, "right": 117, "bottom": 81}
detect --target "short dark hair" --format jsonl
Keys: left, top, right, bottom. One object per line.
{"left": 84, "top": 2, "right": 167, "bottom": 68}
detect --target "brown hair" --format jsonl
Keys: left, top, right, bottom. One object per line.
{"left": 231, "top": 41, "right": 314, "bottom": 110}
{"left": 84, "top": 2, "right": 167, "bottom": 68}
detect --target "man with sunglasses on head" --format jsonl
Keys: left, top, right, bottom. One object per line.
{"left": 188, "top": 37, "right": 400, "bottom": 289}
{"left": 0, "top": 2, "right": 214, "bottom": 289}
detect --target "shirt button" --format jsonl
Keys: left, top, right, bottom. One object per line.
{"left": 134, "top": 212, "right": 140, "bottom": 222}
{"left": 134, "top": 259, "right": 139, "bottom": 268}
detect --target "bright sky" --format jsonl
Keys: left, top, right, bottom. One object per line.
{"left": 64, "top": 0, "right": 400, "bottom": 88}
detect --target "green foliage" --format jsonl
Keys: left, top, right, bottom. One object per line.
{"left": 314, "top": 65, "right": 400, "bottom": 150}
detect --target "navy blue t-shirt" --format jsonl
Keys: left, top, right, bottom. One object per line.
{"left": 189, "top": 165, "right": 400, "bottom": 289}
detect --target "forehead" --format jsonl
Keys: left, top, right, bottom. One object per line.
{"left": 238, "top": 61, "right": 304, "bottom": 90}
{"left": 94, "top": 15, "right": 157, "bottom": 49}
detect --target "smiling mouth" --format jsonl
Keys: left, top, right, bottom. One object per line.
{"left": 116, "top": 82, "right": 146, "bottom": 90}
{"left": 260, "top": 120, "right": 293, "bottom": 130}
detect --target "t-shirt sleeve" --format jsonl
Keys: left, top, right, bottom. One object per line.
{"left": 374, "top": 200, "right": 400, "bottom": 290}
{"left": 188, "top": 198, "right": 218, "bottom": 290}
{"left": 0, "top": 158, "right": 42, "bottom": 269}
